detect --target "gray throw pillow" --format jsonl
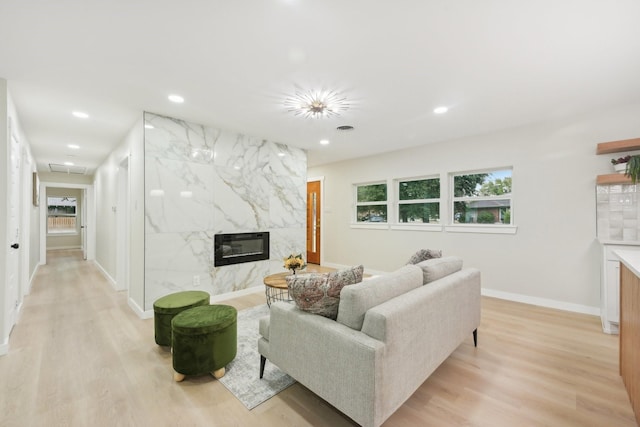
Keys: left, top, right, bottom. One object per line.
{"left": 406, "top": 249, "right": 442, "bottom": 265}
{"left": 417, "top": 256, "right": 463, "bottom": 284}
{"left": 287, "top": 265, "right": 364, "bottom": 320}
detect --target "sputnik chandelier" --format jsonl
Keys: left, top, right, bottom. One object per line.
{"left": 284, "top": 88, "right": 350, "bottom": 119}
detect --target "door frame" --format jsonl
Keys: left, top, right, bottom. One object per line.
{"left": 39, "top": 181, "right": 95, "bottom": 264}
{"left": 6, "top": 125, "right": 22, "bottom": 338}
{"left": 307, "top": 176, "right": 324, "bottom": 265}
{"left": 19, "top": 144, "right": 32, "bottom": 298}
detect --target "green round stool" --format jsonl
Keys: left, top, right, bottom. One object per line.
{"left": 171, "top": 304, "right": 237, "bottom": 381}
{"left": 153, "top": 290, "right": 210, "bottom": 346}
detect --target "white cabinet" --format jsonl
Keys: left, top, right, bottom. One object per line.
{"left": 601, "top": 244, "right": 640, "bottom": 334}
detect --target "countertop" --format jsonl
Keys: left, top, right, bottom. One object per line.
{"left": 614, "top": 249, "right": 640, "bottom": 277}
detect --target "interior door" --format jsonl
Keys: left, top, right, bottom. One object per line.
{"left": 306, "top": 180, "right": 321, "bottom": 265}
{"left": 6, "top": 132, "right": 22, "bottom": 336}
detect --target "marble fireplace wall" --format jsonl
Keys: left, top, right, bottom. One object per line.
{"left": 144, "top": 112, "right": 306, "bottom": 309}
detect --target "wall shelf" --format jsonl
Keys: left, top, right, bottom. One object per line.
{"left": 596, "top": 138, "right": 640, "bottom": 155}
{"left": 597, "top": 174, "right": 634, "bottom": 185}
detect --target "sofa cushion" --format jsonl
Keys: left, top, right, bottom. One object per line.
{"left": 418, "top": 256, "right": 463, "bottom": 284}
{"left": 406, "top": 249, "right": 442, "bottom": 265}
{"left": 336, "top": 264, "right": 423, "bottom": 330}
{"left": 287, "top": 265, "right": 364, "bottom": 320}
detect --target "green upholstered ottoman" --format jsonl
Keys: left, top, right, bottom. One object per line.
{"left": 153, "top": 290, "right": 210, "bottom": 346}
{"left": 171, "top": 304, "right": 237, "bottom": 381}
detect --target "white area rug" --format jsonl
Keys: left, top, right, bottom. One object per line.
{"left": 218, "top": 304, "right": 296, "bottom": 410}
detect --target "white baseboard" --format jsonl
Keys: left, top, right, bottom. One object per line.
{"left": 93, "top": 260, "right": 117, "bottom": 289}
{"left": 47, "top": 245, "right": 81, "bottom": 250}
{"left": 210, "top": 285, "right": 263, "bottom": 303}
{"left": 325, "top": 262, "right": 600, "bottom": 317}
{"left": 481, "top": 288, "right": 600, "bottom": 316}
{"left": 26, "top": 263, "right": 42, "bottom": 295}
{"left": 0, "top": 338, "right": 8, "bottom": 356}
{"left": 128, "top": 297, "right": 153, "bottom": 319}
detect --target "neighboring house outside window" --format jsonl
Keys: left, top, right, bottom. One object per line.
{"left": 355, "top": 182, "right": 388, "bottom": 223}
{"left": 447, "top": 168, "right": 516, "bottom": 234}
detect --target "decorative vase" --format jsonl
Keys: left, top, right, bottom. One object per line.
{"left": 614, "top": 163, "right": 628, "bottom": 174}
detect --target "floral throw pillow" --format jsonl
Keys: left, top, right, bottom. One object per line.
{"left": 406, "top": 249, "right": 442, "bottom": 265}
{"left": 287, "top": 265, "right": 364, "bottom": 320}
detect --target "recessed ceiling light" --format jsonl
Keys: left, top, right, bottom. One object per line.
{"left": 433, "top": 106, "right": 448, "bottom": 114}
{"left": 67, "top": 144, "right": 80, "bottom": 149}
{"left": 320, "top": 139, "right": 330, "bottom": 145}
{"left": 64, "top": 161, "right": 74, "bottom": 166}
{"left": 72, "top": 111, "right": 89, "bottom": 119}
{"left": 144, "top": 124, "right": 154, "bottom": 129}
{"left": 278, "top": 152, "right": 285, "bottom": 157}
{"left": 168, "top": 94, "right": 184, "bottom": 103}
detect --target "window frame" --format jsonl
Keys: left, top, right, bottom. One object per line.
{"left": 391, "top": 175, "right": 443, "bottom": 232}
{"left": 47, "top": 196, "right": 79, "bottom": 235}
{"left": 352, "top": 181, "right": 389, "bottom": 229}
{"left": 445, "top": 167, "right": 517, "bottom": 235}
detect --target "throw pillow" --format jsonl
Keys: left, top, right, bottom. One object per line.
{"left": 287, "top": 265, "right": 364, "bottom": 320}
{"left": 406, "top": 249, "right": 442, "bottom": 265}
{"left": 417, "top": 256, "right": 463, "bottom": 284}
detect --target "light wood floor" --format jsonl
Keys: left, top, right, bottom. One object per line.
{"left": 0, "top": 249, "right": 636, "bottom": 427}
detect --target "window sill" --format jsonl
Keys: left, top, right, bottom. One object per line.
{"left": 350, "top": 223, "right": 389, "bottom": 230}
{"left": 390, "top": 223, "right": 443, "bottom": 232}
{"left": 444, "top": 224, "right": 517, "bottom": 235}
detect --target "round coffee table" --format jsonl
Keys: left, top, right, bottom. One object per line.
{"left": 263, "top": 266, "right": 337, "bottom": 307}
{"left": 263, "top": 272, "right": 293, "bottom": 307}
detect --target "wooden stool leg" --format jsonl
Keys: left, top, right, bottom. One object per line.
{"left": 174, "top": 371, "right": 185, "bottom": 382}
{"left": 212, "top": 367, "right": 225, "bottom": 379}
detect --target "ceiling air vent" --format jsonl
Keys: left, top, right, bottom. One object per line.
{"left": 49, "top": 163, "right": 87, "bottom": 175}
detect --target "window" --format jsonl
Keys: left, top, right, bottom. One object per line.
{"left": 451, "top": 169, "right": 512, "bottom": 226}
{"left": 355, "top": 182, "right": 387, "bottom": 223}
{"left": 47, "top": 196, "right": 77, "bottom": 234}
{"left": 397, "top": 177, "right": 440, "bottom": 223}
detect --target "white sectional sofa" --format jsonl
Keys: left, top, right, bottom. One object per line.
{"left": 258, "top": 257, "right": 481, "bottom": 427}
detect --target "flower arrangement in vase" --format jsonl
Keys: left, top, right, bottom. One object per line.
{"left": 283, "top": 254, "right": 306, "bottom": 274}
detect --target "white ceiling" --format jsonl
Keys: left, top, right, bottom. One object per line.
{"left": 2, "top": 1, "right": 640, "bottom": 174}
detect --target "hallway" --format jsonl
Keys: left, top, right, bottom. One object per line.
{"left": 0, "top": 250, "right": 250, "bottom": 426}
{"left": 0, "top": 250, "right": 153, "bottom": 425}
{"left": 0, "top": 250, "right": 343, "bottom": 427}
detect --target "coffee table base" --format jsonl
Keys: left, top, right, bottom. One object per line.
{"left": 265, "top": 285, "right": 292, "bottom": 307}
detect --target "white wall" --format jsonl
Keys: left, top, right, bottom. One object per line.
{"left": 94, "top": 116, "right": 144, "bottom": 313}
{"left": 309, "top": 102, "right": 640, "bottom": 312}
{"left": 0, "top": 79, "right": 8, "bottom": 352}
{"left": 1, "top": 81, "right": 40, "bottom": 355}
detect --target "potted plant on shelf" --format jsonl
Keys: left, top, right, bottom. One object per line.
{"left": 625, "top": 155, "right": 640, "bottom": 183}
{"left": 611, "top": 155, "right": 640, "bottom": 183}
{"left": 612, "top": 155, "right": 631, "bottom": 173}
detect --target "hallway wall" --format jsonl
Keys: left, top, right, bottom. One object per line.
{"left": 1, "top": 80, "right": 40, "bottom": 354}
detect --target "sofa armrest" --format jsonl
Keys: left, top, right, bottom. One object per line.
{"left": 266, "top": 301, "right": 385, "bottom": 427}
{"left": 360, "top": 268, "right": 481, "bottom": 420}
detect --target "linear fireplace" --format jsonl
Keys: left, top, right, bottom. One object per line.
{"left": 214, "top": 232, "right": 270, "bottom": 267}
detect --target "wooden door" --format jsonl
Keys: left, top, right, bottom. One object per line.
{"left": 306, "top": 181, "right": 321, "bottom": 265}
